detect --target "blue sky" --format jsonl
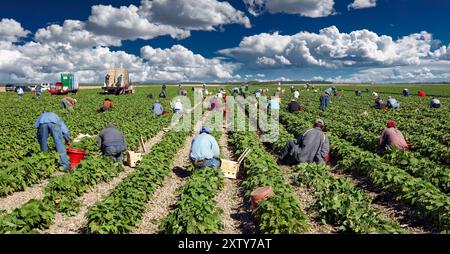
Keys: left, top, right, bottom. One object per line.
{"left": 1, "top": 0, "right": 450, "bottom": 83}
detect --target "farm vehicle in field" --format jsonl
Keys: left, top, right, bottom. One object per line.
{"left": 102, "top": 68, "right": 135, "bottom": 95}
{"left": 49, "top": 73, "right": 79, "bottom": 95}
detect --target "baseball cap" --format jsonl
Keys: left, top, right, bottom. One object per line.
{"left": 200, "top": 126, "right": 210, "bottom": 134}
{"left": 314, "top": 119, "right": 324, "bottom": 126}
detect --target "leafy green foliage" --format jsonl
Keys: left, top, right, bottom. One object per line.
{"left": 162, "top": 167, "right": 224, "bottom": 234}
{"left": 86, "top": 130, "right": 190, "bottom": 234}
{"left": 229, "top": 130, "right": 309, "bottom": 234}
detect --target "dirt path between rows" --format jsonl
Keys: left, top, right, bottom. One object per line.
{"left": 41, "top": 103, "right": 203, "bottom": 234}
{"left": 216, "top": 129, "right": 257, "bottom": 234}
{"left": 0, "top": 171, "right": 64, "bottom": 213}
{"left": 330, "top": 168, "right": 439, "bottom": 234}
{"left": 277, "top": 164, "right": 336, "bottom": 233}
{"left": 132, "top": 112, "right": 207, "bottom": 234}
{"left": 42, "top": 129, "right": 169, "bottom": 234}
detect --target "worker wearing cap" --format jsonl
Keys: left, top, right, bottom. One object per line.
{"left": 190, "top": 126, "right": 221, "bottom": 169}
{"left": 98, "top": 124, "right": 127, "bottom": 161}
{"left": 293, "top": 90, "right": 300, "bottom": 99}
{"left": 152, "top": 100, "right": 164, "bottom": 116}
{"left": 403, "top": 88, "right": 409, "bottom": 97}
{"left": 279, "top": 119, "right": 330, "bottom": 165}
{"left": 35, "top": 112, "right": 71, "bottom": 171}
{"left": 430, "top": 97, "right": 441, "bottom": 108}
{"left": 380, "top": 121, "right": 409, "bottom": 154}
{"left": 60, "top": 96, "right": 77, "bottom": 111}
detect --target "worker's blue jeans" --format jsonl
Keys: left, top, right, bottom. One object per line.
{"left": 320, "top": 96, "right": 329, "bottom": 111}
{"left": 191, "top": 158, "right": 221, "bottom": 169}
{"left": 37, "top": 123, "right": 70, "bottom": 171}
{"left": 102, "top": 145, "right": 126, "bottom": 161}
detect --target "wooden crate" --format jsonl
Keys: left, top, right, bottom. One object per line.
{"left": 126, "top": 151, "right": 142, "bottom": 168}
{"left": 220, "top": 148, "right": 251, "bottom": 179}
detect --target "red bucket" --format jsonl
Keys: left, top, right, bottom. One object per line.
{"left": 67, "top": 148, "right": 87, "bottom": 169}
{"left": 325, "top": 144, "right": 332, "bottom": 164}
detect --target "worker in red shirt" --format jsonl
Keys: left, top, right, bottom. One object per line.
{"left": 418, "top": 91, "right": 426, "bottom": 97}
{"left": 379, "top": 121, "right": 409, "bottom": 154}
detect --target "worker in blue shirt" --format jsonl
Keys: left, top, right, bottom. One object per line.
{"left": 190, "top": 126, "right": 221, "bottom": 169}
{"left": 267, "top": 97, "right": 280, "bottom": 110}
{"left": 35, "top": 112, "right": 71, "bottom": 171}
{"left": 324, "top": 87, "right": 334, "bottom": 96}
{"left": 387, "top": 96, "right": 401, "bottom": 109}
{"left": 98, "top": 125, "right": 127, "bottom": 161}
{"left": 152, "top": 100, "right": 164, "bottom": 116}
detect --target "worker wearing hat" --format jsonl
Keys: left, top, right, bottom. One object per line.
{"left": 190, "top": 126, "right": 221, "bottom": 169}
{"left": 152, "top": 100, "right": 164, "bottom": 116}
{"left": 279, "top": 119, "right": 330, "bottom": 165}
{"left": 379, "top": 121, "right": 409, "bottom": 154}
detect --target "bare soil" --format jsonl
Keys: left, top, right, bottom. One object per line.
{"left": 216, "top": 129, "right": 257, "bottom": 234}
{"left": 132, "top": 112, "right": 207, "bottom": 234}
{"left": 41, "top": 123, "right": 176, "bottom": 234}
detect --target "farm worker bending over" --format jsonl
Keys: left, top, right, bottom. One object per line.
{"left": 403, "top": 88, "right": 409, "bottom": 97}
{"left": 152, "top": 100, "right": 164, "bottom": 116}
{"left": 418, "top": 91, "right": 426, "bottom": 97}
{"left": 255, "top": 89, "right": 261, "bottom": 98}
{"left": 387, "top": 96, "right": 400, "bottom": 109}
{"left": 233, "top": 87, "right": 240, "bottom": 96}
{"left": 320, "top": 92, "right": 330, "bottom": 111}
{"left": 209, "top": 96, "right": 221, "bottom": 111}
{"left": 60, "top": 96, "right": 77, "bottom": 111}
{"left": 98, "top": 98, "right": 113, "bottom": 112}
{"left": 374, "top": 97, "right": 386, "bottom": 109}
{"left": 430, "top": 97, "right": 441, "bottom": 108}
{"left": 173, "top": 99, "right": 184, "bottom": 113}
{"left": 355, "top": 90, "right": 362, "bottom": 96}
{"left": 279, "top": 119, "right": 330, "bottom": 165}
{"left": 324, "top": 87, "right": 334, "bottom": 96}
{"left": 267, "top": 97, "right": 280, "bottom": 110}
{"left": 293, "top": 90, "right": 300, "bottom": 99}
{"left": 190, "top": 126, "right": 221, "bottom": 169}
{"left": 35, "top": 112, "right": 71, "bottom": 171}
{"left": 379, "top": 121, "right": 409, "bottom": 154}
{"left": 99, "top": 124, "right": 127, "bottom": 161}
{"left": 17, "top": 87, "right": 24, "bottom": 98}
{"left": 287, "top": 99, "right": 302, "bottom": 113}
{"left": 35, "top": 84, "right": 42, "bottom": 98}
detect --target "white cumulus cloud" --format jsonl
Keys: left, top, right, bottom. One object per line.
{"left": 348, "top": 0, "right": 377, "bottom": 10}
{"left": 219, "top": 26, "right": 435, "bottom": 69}
{"left": 243, "top": 0, "right": 335, "bottom": 18}
{"left": 0, "top": 18, "right": 29, "bottom": 43}
{"left": 140, "top": 0, "right": 251, "bottom": 30}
